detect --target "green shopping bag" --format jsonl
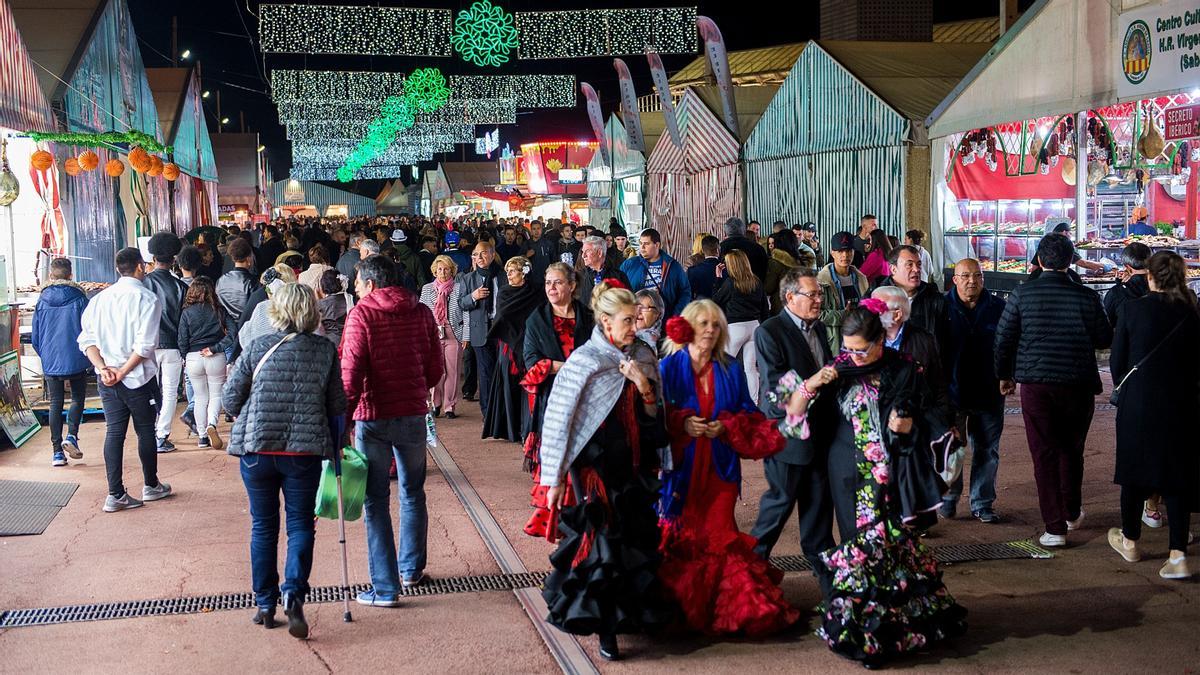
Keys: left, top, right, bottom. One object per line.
{"left": 316, "top": 446, "right": 368, "bottom": 521}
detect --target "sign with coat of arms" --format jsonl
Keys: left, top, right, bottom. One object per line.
{"left": 1117, "top": 1, "right": 1200, "bottom": 100}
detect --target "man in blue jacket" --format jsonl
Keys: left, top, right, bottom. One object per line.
{"left": 620, "top": 228, "right": 692, "bottom": 317}
{"left": 31, "top": 258, "right": 91, "bottom": 467}
{"left": 940, "top": 258, "right": 1007, "bottom": 524}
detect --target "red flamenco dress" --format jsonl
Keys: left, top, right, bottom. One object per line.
{"left": 657, "top": 349, "right": 798, "bottom": 637}
{"left": 520, "top": 304, "right": 594, "bottom": 537}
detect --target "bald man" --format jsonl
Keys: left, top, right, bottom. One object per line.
{"left": 940, "top": 259, "right": 1007, "bottom": 523}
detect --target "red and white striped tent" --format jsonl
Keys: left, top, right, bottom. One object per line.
{"left": 0, "top": 0, "right": 54, "bottom": 134}
{"left": 646, "top": 89, "right": 742, "bottom": 255}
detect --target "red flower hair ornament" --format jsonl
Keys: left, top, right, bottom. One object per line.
{"left": 859, "top": 297, "right": 889, "bottom": 316}
{"left": 602, "top": 277, "right": 628, "bottom": 290}
{"left": 665, "top": 316, "right": 695, "bottom": 345}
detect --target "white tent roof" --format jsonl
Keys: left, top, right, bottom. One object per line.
{"left": 927, "top": 0, "right": 1120, "bottom": 138}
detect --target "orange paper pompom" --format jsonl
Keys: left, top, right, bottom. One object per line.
{"left": 147, "top": 155, "right": 164, "bottom": 177}
{"left": 78, "top": 151, "right": 100, "bottom": 172}
{"left": 162, "top": 162, "right": 180, "bottom": 181}
{"left": 30, "top": 150, "right": 54, "bottom": 171}
{"left": 128, "top": 147, "right": 152, "bottom": 173}
{"left": 105, "top": 158, "right": 125, "bottom": 177}
{"left": 63, "top": 158, "right": 81, "bottom": 176}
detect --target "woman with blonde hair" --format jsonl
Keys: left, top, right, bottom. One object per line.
{"left": 540, "top": 280, "right": 674, "bottom": 661}
{"left": 222, "top": 282, "right": 347, "bottom": 640}
{"left": 419, "top": 254, "right": 465, "bottom": 419}
{"left": 656, "top": 299, "right": 795, "bottom": 636}
{"left": 713, "top": 249, "right": 768, "bottom": 402}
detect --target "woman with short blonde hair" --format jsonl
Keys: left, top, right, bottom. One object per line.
{"left": 420, "top": 254, "right": 465, "bottom": 418}
{"left": 222, "top": 281, "right": 347, "bottom": 640}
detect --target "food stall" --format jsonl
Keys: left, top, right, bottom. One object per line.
{"left": 927, "top": 0, "right": 1200, "bottom": 293}
{"left": 520, "top": 141, "right": 596, "bottom": 224}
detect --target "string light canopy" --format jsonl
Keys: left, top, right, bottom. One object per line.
{"left": 259, "top": 4, "right": 452, "bottom": 56}
{"left": 448, "top": 74, "right": 575, "bottom": 107}
{"left": 286, "top": 122, "right": 476, "bottom": 143}
{"left": 293, "top": 164, "right": 417, "bottom": 181}
{"left": 258, "top": 4, "right": 697, "bottom": 60}
{"left": 271, "top": 70, "right": 406, "bottom": 104}
{"left": 516, "top": 7, "right": 698, "bottom": 59}
{"left": 280, "top": 100, "right": 514, "bottom": 129}
{"left": 336, "top": 67, "right": 451, "bottom": 182}
{"left": 452, "top": 0, "right": 519, "bottom": 67}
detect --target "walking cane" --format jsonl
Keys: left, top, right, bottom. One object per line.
{"left": 333, "top": 446, "right": 353, "bottom": 623}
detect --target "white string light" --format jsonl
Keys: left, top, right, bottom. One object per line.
{"left": 271, "top": 70, "right": 407, "bottom": 104}
{"left": 292, "top": 164, "right": 416, "bottom": 181}
{"left": 448, "top": 74, "right": 575, "bottom": 107}
{"left": 259, "top": 4, "right": 452, "bottom": 56}
{"left": 516, "top": 7, "right": 697, "bottom": 59}
{"left": 285, "top": 120, "right": 480, "bottom": 142}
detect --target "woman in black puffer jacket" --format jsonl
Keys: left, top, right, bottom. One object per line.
{"left": 222, "top": 283, "right": 347, "bottom": 640}
{"left": 177, "top": 277, "right": 236, "bottom": 449}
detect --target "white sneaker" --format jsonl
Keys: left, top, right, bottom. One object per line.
{"left": 1142, "top": 506, "right": 1164, "bottom": 529}
{"left": 1160, "top": 556, "right": 1192, "bottom": 580}
{"left": 1066, "top": 510, "right": 1086, "bottom": 531}
{"left": 1039, "top": 532, "right": 1067, "bottom": 547}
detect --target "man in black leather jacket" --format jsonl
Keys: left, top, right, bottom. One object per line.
{"left": 215, "top": 238, "right": 260, "bottom": 359}
{"left": 142, "top": 232, "right": 188, "bottom": 453}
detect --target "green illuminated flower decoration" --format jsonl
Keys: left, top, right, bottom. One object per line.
{"left": 451, "top": 0, "right": 519, "bottom": 68}
{"left": 403, "top": 68, "right": 450, "bottom": 112}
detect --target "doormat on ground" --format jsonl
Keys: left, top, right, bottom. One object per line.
{"left": 0, "top": 479, "right": 79, "bottom": 535}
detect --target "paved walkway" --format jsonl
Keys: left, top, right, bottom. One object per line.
{"left": 0, "top": 382, "right": 1197, "bottom": 673}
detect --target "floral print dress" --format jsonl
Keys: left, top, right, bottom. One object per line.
{"left": 779, "top": 374, "right": 966, "bottom": 667}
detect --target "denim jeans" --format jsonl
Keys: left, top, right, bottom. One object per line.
{"left": 97, "top": 378, "right": 160, "bottom": 497}
{"left": 944, "top": 407, "right": 1004, "bottom": 512}
{"left": 240, "top": 453, "right": 323, "bottom": 609}
{"left": 358, "top": 416, "right": 428, "bottom": 595}
{"left": 45, "top": 371, "right": 88, "bottom": 452}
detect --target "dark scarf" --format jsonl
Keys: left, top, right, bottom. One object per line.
{"left": 487, "top": 281, "right": 544, "bottom": 347}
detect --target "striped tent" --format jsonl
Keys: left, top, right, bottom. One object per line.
{"left": 0, "top": 0, "right": 54, "bottom": 133}
{"left": 744, "top": 41, "right": 988, "bottom": 265}
{"left": 646, "top": 89, "right": 742, "bottom": 255}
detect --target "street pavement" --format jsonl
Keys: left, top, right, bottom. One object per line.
{"left": 0, "top": 379, "right": 1197, "bottom": 673}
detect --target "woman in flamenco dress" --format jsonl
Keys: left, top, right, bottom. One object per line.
{"left": 539, "top": 280, "right": 675, "bottom": 661}
{"left": 520, "top": 262, "right": 594, "bottom": 537}
{"left": 774, "top": 301, "right": 967, "bottom": 669}
{"left": 482, "top": 256, "right": 543, "bottom": 442}
{"left": 656, "top": 300, "right": 799, "bottom": 636}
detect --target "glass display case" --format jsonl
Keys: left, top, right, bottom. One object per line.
{"left": 943, "top": 199, "right": 1075, "bottom": 273}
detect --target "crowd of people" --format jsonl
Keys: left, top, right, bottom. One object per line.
{"left": 26, "top": 210, "right": 1197, "bottom": 666}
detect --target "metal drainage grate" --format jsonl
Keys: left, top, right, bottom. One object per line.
{"left": 1005, "top": 403, "right": 1113, "bottom": 416}
{"left": 0, "top": 542, "right": 1048, "bottom": 629}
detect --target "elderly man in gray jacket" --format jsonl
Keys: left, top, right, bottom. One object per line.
{"left": 456, "top": 240, "right": 506, "bottom": 416}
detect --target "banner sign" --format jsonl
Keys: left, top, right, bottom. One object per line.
{"left": 1165, "top": 102, "right": 1200, "bottom": 139}
{"left": 1116, "top": 1, "right": 1200, "bottom": 100}
{"left": 580, "top": 82, "right": 610, "bottom": 166}
{"left": 613, "top": 59, "right": 646, "bottom": 152}
{"left": 698, "top": 16, "right": 738, "bottom": 139}
{"left": 647, "top": 49, "right": 683, "bottom": 148}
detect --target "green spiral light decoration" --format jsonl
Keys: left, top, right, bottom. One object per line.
{"left": 451, "top": 0, "right": 519, "bottom": 68}
{"left": 336, "top": 68, "right": 450, "bottom": 183}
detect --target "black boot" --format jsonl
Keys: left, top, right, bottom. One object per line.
{"left": 598, "top": 634, "right": 619, "bottom": 661}
{"left": 283, "top": 593, "right": 308, "bottom": 639}
{"left": 252, "top": 607, "right": 277, "bottom": 629}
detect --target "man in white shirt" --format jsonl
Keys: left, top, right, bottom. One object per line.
{"left": 78, "top": 248, "right": 173, "bottom": 512}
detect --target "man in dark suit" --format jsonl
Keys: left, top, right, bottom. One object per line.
{"left": 456, "top": 240, "right": 506, "bottom": 415}
{"left": 750, "top": 267, "right": 837, "bottom": 597}
{"left": 687, "top": 235, "right": 721, "bottom": 300}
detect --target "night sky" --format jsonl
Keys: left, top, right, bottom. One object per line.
{"left": 126, "top": 0, "right": 1033, "bottom": 195}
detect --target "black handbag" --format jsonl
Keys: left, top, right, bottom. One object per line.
{"left": 1110, "top": 319, "right": 1186, "bottom": 406}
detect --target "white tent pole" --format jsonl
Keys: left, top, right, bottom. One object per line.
{"left": 1075, "top": 110, "right": 1088, "bottom": 240}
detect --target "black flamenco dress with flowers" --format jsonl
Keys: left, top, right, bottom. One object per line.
{"left": 541, "top": 379, "right": 676, "bottom": 636}
{"left": 774, "top": 348, "right": 967, "bottom": 667}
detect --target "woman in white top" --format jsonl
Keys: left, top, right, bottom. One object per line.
{"left": 297, "top": 245, "right": 335, "bottom": 292}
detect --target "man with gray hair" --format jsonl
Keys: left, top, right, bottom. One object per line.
{"left": 750, "top": 266, "right": 835, "bottom": 595}
{"left": 719, "top": 216, "right": 768, "bottom": 281}
{"left": 338, "top": 232, "right": 366, "bottom": 281}
{"left": 871, "top": 286, "right": 943, "bottom": 391}
{"left": 576, "top": 234, "right": 629, "bottom": 304}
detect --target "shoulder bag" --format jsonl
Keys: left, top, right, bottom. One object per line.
{"left": 251, "top": 332, "right": 298, "bottom": 381}
{"left": 1110, "top": 319, "right": 1186, "bottom": 406}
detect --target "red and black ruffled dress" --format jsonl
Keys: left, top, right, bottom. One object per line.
{"left": 542, "top": 380, "right": 676, "bottom": 636}
{"left": 520, "top": 303, "right": 593, "bottom": 538}
{"left": 658, "top": 350, "right": 798, "bottom": 637}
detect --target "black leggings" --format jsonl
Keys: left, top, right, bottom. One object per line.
{"left": 1121, "top": 487, "right": 1192, "bottom": 553}
{"left": 45, "top": 372, "right": 88, "bottom": 452}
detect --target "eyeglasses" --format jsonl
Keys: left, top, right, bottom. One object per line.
{"left": 793, "top": 290, "right": 821, "bottom": 300}
{"left": 840, "top": 345, "right": 873, "bottom": 357}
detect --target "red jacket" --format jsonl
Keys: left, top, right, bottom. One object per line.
{"left": 341, "top": 285, "right": 443, "bottom": 421}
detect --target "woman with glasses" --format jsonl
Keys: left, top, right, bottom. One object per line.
{"left": 775, "top": 302, "right": 965, "bottom": 668}
{"left": 656, "top": 300, "right": 796, "bottom": 636}
{"left": 634, "top": 288, "right": 665, "bottom": 349}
